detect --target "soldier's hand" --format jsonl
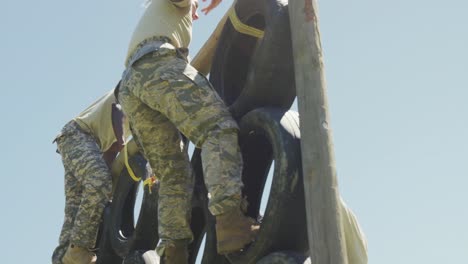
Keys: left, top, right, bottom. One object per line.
{"left": 201, "top": 0, "right": 222, "bottom": 15}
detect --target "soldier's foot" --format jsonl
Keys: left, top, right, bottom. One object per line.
{"left": 216, "top": 207, "right": 260, "bottom": 254}
{"left": 62, "top": 244, "right": 96, "bottom": 264}
{"left": 161, "top": 240, "right": 188, "bottom": 264}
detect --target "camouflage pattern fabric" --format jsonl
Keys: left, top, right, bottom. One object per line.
{"left": 119, "top": 43, "right": 244, "bottom": 255}
{"left": 52, "top": 121, "right": 112, "bottom": 264}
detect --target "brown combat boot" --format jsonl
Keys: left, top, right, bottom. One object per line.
{"left": 62, "top": 244, "right": 97, "bottom": 264}
{"left": 216, "top": 207, "right": 260, "bottom": 254}
{"left": 161, "top": 240, "right": 188, "bottom": 264}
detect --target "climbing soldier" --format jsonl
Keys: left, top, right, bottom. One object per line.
{"left": 118, "top": 0, "right": 258, "bottom": 263}
{"left": 52, "top": 84, "right": 130, "bottom": 264}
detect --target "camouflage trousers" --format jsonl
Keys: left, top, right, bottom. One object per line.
{"left": 119, "top": 44, "right": 244, "bottom": 254}
{"left": 52, "top": 121, "right": 112, "bottom": 264}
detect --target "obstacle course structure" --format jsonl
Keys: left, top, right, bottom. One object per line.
{"left": 95, "top": 0, "right": 356, "bottom": 263}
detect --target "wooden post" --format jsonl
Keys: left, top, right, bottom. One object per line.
{"left": 288, "top": 1, "right": 348, "bottom": 263}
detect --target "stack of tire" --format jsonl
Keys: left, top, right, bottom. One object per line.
{"left": 97, "top": 0, "right": 310, "bottom": 263}
{"left": 190, "top": 0, "right": 309, "bottom": 263}
{"left": 95, "top": 146, "right": 160, "bottom": 264}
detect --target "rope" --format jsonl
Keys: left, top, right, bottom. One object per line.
{"left": 123, "top": 144, "right": 157, "bottom": 193}
{"left": 228, "top": 7, "right": 264, "bottom": 38}
{"left": 143, "top": 175, "right": 158, "bottom": 194}
{"left": 123, "top": 144, "right": 141, "bottom": 182}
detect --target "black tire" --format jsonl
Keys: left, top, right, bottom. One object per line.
{"left": 102, "top": 142, "right": 208, "bottom": 263}
{"left": 96, "top": 205, "right": 124, "bottom": 264}
{"left": 200, "top": 108, "right": 308, "bottom": 264}
{"left": 188, "top": 148, "right": 230, "bottom": 264}
{"left": 105, "top": 153, "right": 159, "bottom": 258}
{"left": 209, "top": 0, "right": 296, "bottom": 119}
{"left": 256, "top": 251, "right": 311, "bottom": 264}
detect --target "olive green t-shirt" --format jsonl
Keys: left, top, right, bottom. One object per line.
{"left": 126, "top": 0, "right": 193, "bottom": 63}
{"left": 74, "top": 90, "right": 130, "bottom": 152}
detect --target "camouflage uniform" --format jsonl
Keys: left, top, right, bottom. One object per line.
{"left": 119, "top": 38, "right": 244, "bottom": 253}
{"left": 52, "top": 121, "right": 112, "bottom": 264}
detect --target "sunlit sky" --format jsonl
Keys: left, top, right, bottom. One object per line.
{"left": 1, "top": 0, "right": 467, "bottom": 263}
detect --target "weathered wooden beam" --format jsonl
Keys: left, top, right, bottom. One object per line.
{"left": 288, "top": 1, "right": 348, "bottom": 263}
{"left": 191, "top": 1, "right": 236, "bottom": 75}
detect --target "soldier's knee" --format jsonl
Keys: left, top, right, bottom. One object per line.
{"left": 203, "top": 125, "right": 239, "bottom": 147}
{"left": 204, "top": 115, "right": 239, "bottom": 140}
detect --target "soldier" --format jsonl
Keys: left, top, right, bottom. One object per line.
{"left": 52, "top": 84, "right": 130, "bottom": 264}
{"left": 118, "top": 0, "right": 258, "bottom": 263}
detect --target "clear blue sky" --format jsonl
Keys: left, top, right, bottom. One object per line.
{"left": 1, "top": 0, "right": 467, "bottom": 263}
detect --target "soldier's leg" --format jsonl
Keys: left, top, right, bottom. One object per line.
{"left": 119, "top": 71, "right": 193, "bottom": 257}
{"left": 59, "top": 125, "right": 112, "bottom": 249}
{"left": 144, "top": 58, "right": 244, "bottom": 215}
{"left": 52, "top": 168, "right": 82, "bottom": 264}
{"left": 200, "top": 127, "right": 244, "bottom": 215}
{"left": 122, "top": 52, "right": 253, "bottom": 255}
{"left": 135, "top": 58, "right": 258, "bottom": 254}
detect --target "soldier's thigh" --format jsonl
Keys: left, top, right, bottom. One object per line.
{"left": 125, "top": 100, "right": 187, "bottom": 172}
{"left": 157, "top": 63, "right": 237, "bottom": 147}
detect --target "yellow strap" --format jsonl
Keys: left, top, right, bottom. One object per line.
{"left": 124, "top": 144, "right": 141, "bottom": 182}
{"left": 228, "top": 7, "right": 265, "bottom": 39}
{"left": 143, "top": 175, "right": 157, "bottom": 194}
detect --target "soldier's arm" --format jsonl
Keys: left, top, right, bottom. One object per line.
{"left": 201, "top": 0, "right": 222, "bottom": 15}
{"left": 103, "top": 103, "right": 126, "bottom": 167}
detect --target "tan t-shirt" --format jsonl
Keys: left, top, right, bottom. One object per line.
{"left": 74, "top": 90, "right": 130, "bottom": 152}
{"left": 126, "top": 0, "right": 193, "bottom": 62}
